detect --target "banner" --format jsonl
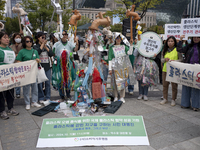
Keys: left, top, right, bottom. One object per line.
{"left": 136, "top": 32, "right": 163, "bottom": 58}
{"left": 165, "top": 24, "right": 186, "bottom": 40}
{"left": 181, "top": 18, "right": 200, "bottom": 37}
{"left": 0, "top": 60, "right": 38, "bottom": 92}
{"left": 166, "top": 61, "right": 200, "bottom": 89}
{"left": 37, "top": 116, "right": 149, "bottom": 147}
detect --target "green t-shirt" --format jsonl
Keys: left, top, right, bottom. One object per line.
{"left": 0, "top": 46, "right": 15, "bottom": 65}
{"left": 16, "top": 48, "right": 39, "bottom": 62}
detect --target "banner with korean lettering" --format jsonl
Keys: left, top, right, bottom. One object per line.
{"left": 166, "top": 61, "right": 200, "bottom": 89}
{"left": 0, "top": 60, "right": 38, "bottom": 92}
{"left": 181, "top": 18, "right": 200, "bottom": 37}
{"left": 36, "top": 116, "right": 149, "bottom": 147}
{"left": 165, "top": 24, "right": 187, "bottom": 40}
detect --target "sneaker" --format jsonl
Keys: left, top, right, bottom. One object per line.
{"left": 120, "top": 97, "right": 125, "bottom": 103}
{"left": 46, "top": 99, "right": 50, "bottom": 102}
{"left": 129, "top": 91, "right": 134, "bottom": 95}
{"left": 171, "top": 100, "right": 176, "bottom": 106}
{"left": 31, "top": 102, "right": 41, "bottom": 108}
{"left": 39, "top": 100, "right": 45, "bottom": 104}
{"left": 7, "top": 108, "right": 19, "bottom": 116}
{"left": 137, "top": 95, "right": 143, "bottom": 100}
{"left": 26, "top": 105, "right": 30, "bottom": 110}
{"left": 143, "top": 95, "right": 148, "bottom": 101}
{"left": 16, "top": 95, "right": 20, "bottom": 98}
{"left": 193, "top": 108, "right": 199, "bottom": 111}
{"left": 0, "top": 111, "right": 9, "bottom": 120}
{"left": 161, "top": 96, "right": 163, "bottom": 100}
{"left": 160, "top": 99, "right": 168, "bottom": 105}
{"left": 114, "top": 97, "right": 118, "bottom": 102}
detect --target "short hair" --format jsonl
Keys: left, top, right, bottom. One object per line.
{"left": 12, "top": 33, "right": 22, "bottom": 44}
{"left": 22, "top": 36, "right": 34, "bottom": 48}
{"left": 0, "top": 31, "right": 9, "bottom": 44}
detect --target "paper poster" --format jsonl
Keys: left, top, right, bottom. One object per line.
{"left": 181, "top": 18, "right": 200, "bottom": 37}
{"left": 113, "top": 45, "right": 126, "bottom": 58}
{"left": 165, "top": 24, "right": 187, "bottom": 40}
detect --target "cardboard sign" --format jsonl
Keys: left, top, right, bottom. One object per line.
{"left": 92, "top": 82, "right": 102, "bottom": 99}
{"left": 166, "top": 61, "right": 200, "bottom": 89}
{"left": 37, "top": 116, "right": 149, "bottom": 147}
{"left": 181, "top": 18, "right": 200, "bottom": 37}
{"left": 113, "top": 45, "right": 126, "bottom": 58}
{"left": 136, "top": 32, "right": 163, "bottom": 58}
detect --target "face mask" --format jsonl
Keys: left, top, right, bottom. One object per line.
{"left": 187, "top": 39, "right": 191, "bottom": 44}
{"left": 15, "top": 38, "right": 21, "bottom": 43}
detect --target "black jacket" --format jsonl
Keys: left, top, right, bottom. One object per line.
{"left": 177, "top": 41, "right": 200, "bottom": 64}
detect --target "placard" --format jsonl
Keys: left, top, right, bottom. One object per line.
{"left": 165, "top": 24, "right": 187, "bottom": 40}
{"left": 166, "top": 61, "right": 200, "bottom": 89}
{"left": 0, "top": 60, "right": 38, "bottom": 92}
{"left": 113, "top": 45, "right": 126, "bottom": 58}
{"left": 37, "top": 116, "right": 149, "bottom": 147}
{"left": 181, "top": 18, "right": 200, "bottom": 37}
{"left": 136, "top": 32, "right": 163, "bottom": 58}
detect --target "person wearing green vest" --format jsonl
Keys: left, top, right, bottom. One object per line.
{"left": 160, "top": 36, "right": 182, "bottom": 106}
{"left": 0, "top": 32, "right": 19, "bottom": 120}
{"left": 16, "top": 36, "right": 41, "bottom": 110}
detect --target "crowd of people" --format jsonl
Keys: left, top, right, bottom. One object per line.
{"left": 0, "top": 29, "right": 200, "bottom": 120}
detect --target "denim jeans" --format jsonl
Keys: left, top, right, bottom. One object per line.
{"left": 15, "top": 87, "right": 21, "bottom": 95}
{"left": 23, "top": 82, "right": 38, "bottom": 105}
{"left": 181, "top": 85, "right": 200, "bottom": 108}
{"left": 128, "top": 85, "right": 134, "bottom": 92}
{"left": 138, "top": 80, "right": 149, "bottom": 96}
{"left": 38, "top": 69, "right": 51, "bottom": 101}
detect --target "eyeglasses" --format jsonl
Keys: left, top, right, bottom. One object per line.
{"left": 41, "top": 37, "right": 45, "bottom": 39}
{"left": 26, "top": 41, "right": 32, "bottom": 43}
{"left": 116, "top": 37, "right": 121, "bottom": 40}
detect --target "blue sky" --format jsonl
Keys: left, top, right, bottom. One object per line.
{"left": 113, "top": 16, "right": 121, "bottom": 25}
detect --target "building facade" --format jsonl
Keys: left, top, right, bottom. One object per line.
{"left": 184, "top": 0, "right": 200, "bottom": 18}
{"left": 6, "top": 0, "right": 22, "bottom": 18}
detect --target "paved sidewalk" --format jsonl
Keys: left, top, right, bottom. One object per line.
{"left": 0, "top": 83, "right": 200, "bottom": 150}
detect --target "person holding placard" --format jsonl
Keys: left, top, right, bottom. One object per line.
{"left": 177, "top": 35, "right": 200, "bottom": 111}
{"left": 0, "top": 32, "right": 19, "bottom": 120}
{"left": 160, "top": 36, "right": 182, "bottom": 106}
{"left": 16, "top": 36, "right": 41, "bottom": 110}
{"left": 108, "top": 34, "right": 134, "bottom": 103}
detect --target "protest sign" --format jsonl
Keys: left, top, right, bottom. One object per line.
{"left": 166, "top": 61, "right": 200, "bottom": 89}
{"left": 136, "top": 32, "right": 163, "bottom": 58}
{"left": 165, "top": 24, "right": 187, "bottom": 40}
{"left": 0, "top": 60, "right": 38, "bottom": 92}
{"left": 113, "top": 45, "right": 126, "bottom": 58}
{"left": 181, "top": 18, "right": 200, "bottom": 37}
{"left": 37, "top": 116, "right": 149, "bottom": 147}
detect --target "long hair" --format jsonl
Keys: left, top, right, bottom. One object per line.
{"left": 35, "top": 32, "right": 45, "bottom": 44}
{"left": 163, "top": 36, "right": 177, "bottom": 56}
{"left": 189, "top": 37, "right": 200, "bottom": 48}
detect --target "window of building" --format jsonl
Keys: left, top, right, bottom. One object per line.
{"left": 147, "top": 17, "right": 149, "bottom": 21}
{"left": 88, "top": 14, "right": 89, "bottom": 18}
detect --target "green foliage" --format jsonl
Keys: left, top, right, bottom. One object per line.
{"left": 110, "top": 23, "right": 122, "bottom": 32}
{"left": 5, "top": 17, "right": 20, "bottom": 35}
{"left": 0, "top": 0, "right": 6, "bottom": 20}
{"left": 157, "top": 21, "right": 165, "bottom": 26}
{"left": 77, "top": 16, "right": 90, "bottom": 27}
{"left": 106, "top": 0, "right": 164, "bottom": 23}
{"left": 147, "top": 25, "right": 164, "bottom": 34}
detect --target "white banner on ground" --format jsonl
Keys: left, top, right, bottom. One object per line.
{"left": 181, "top": 18, "right": 200, "bottom": 37}
{"left": 165, "top": 24, "right": 187, "bottom": 40}
{"left": 37, "top": 116, "right": 149, "bottom": 147}
{"left": 166, "top": 61, "right": 200, "bottom": 89}
{"left": 0, "top": 60, "right": 38, "bottom": 92}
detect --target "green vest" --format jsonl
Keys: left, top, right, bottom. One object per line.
{"left": 163, "top": 48, "right": 178, "bottom": 72}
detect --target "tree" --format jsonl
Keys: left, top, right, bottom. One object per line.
{"left": 157, "top": 21, "right": 165, "bottom": 26}
{"left": 77, "top": 16, "right": 90, "bottom": 27}
{"left": 0, "top": 0, "right": 6, "bottom": 20}
{"left": 106, "top": 0, "right": 164, "bottom": 22}
{"left": 4, "top": 17, "right": 20, "bottom": 35}
{"left": 110, "top": 23, "right": 122, "bottom": 32}
{"left": 147, "top": 25, "right": 164, "bottom": 34}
